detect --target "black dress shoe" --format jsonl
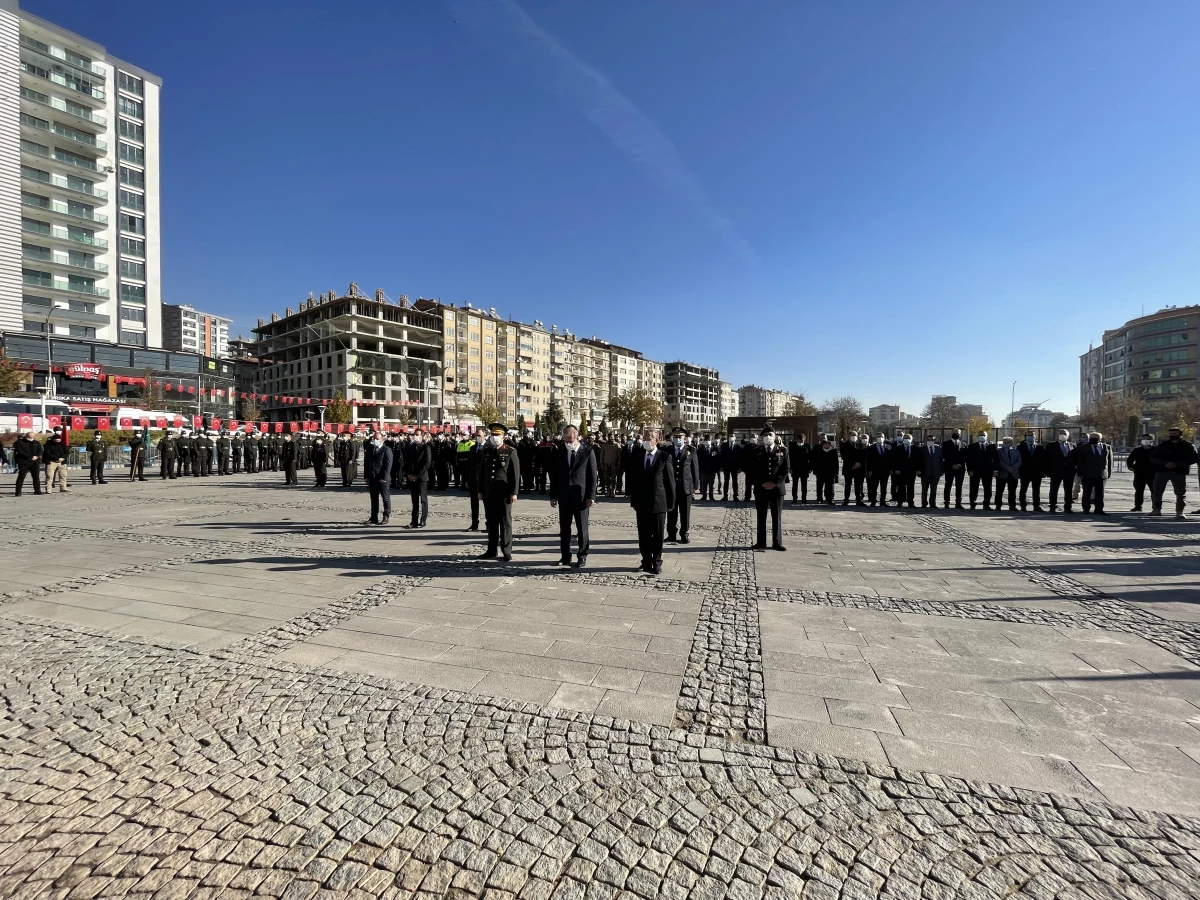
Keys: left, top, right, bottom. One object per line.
{"left": 559, "top": 557, "right": 572, "bottom": 566}
{"left": 572, "top": 556, "right": 587, "bottom": 568}
{"left": 680, "top": 536, "right": 691, "bottom": 544}
{"left": 364, "top": 519, "right": 378, "bottom": 526}
{"left": 502, "top": 553, "right": 512, "bottom": 561}
{"left": 773, "top": 544, "right": 787, "bottom": 551}
{"left": 478, "top": 551, "right": 498, "bottom": 559}
{"left": 666, "top": 536, "right": 677, "bottom": 544}
{"left": 651, "top": 563, "right": 662, "bottom": 575}
{"left": 752, "top": 543, "right": 767, "bottom": 551}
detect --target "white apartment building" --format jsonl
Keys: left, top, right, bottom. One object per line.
{"left": 637, "top": 356, "right": 664, "bottom": 408}
{"left": 549, "top": 331, "right": 610, "bottom": 429}
{"left": 736, "top": 384, "right": 791, "bottom": 418}
{"left": 664, "top": 361, "right": 721, "bottom": 431}
{"left": 162, "top": 304, "right": 230, "bottom": 358}
{"left": 720, "top": 381, "right": 738, "bottom": 423}
{"left": 1, "top": 2, "right": 161, "bottom": 347}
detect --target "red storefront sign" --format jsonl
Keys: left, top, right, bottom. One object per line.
{"left": 63, "top": 363, "right": 104, "bottom": 381}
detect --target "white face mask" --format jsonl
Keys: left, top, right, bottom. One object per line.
{"left": 977, "top": 436, "right": 987, "bottom": 444}
{"left": 1059, "top": 434, "right": 1069, "bottom": 441}
{"left": 926, "top": 441, "right": 934, "bottom": 447}
{"left": 876, "top": 437, "right": 884, "bottom": 444}
{"left": 763, "top": 435, "right": 775, "bottom": 447}
{"left": 1141, "top": 439, "right": 1152, "bottom": 447}
{"left": 489, "top": 434, "right": 503, "bottom": 447}
{"left": 902, "top": 438, "right": 911, "bottom": 446}
{"left": 642, "top": 439, "right": 655, "bottom": 452}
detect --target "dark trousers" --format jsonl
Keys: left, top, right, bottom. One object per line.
{"left": 201, "top": 452, "right": 213, "bottom": 476}
{"left": 667, "top": 493, "right": 692, "bottom": 539}
{"left": 284, "top": 463, "right": 298, "bottom": 485}
{"left": 131, "top": 455, "right": 145, "bottom": 480}
{"left": 469, "top": 489, "right": 481, "bottom": 527}
{"left": 1048, "top": 471, "right": 1075, "bottom": 511}
{"left": 755, "top": 491, "right": 783, "bottom": 547}
{"left": 867, "top": 473, "right": 889, "bottom": 505}
{"left": 409, "top": 480, "right": 428, "bottom": 525}
{"left": 232, "top": 453, "right": 241, "bottom": 473}
{"left": 1019, "top": 475, "right": 1042, "bottom": 509}
{"left": 485, "top": 493, "right": 513, "bottom": 555}
{"left": 1081, "top": 476, "right": 1105, "bottom": 512}
{"left": 369, "top": 480, "right": 391, "bottom": 520}
{"left": 1132, "top": 473, "right": 1151, "bottom": 509}
{"left": 218, "top": 453, "right": 230, "bottom": 475}
{"left": 558, "top": 503, "right": 590, "bottom": 559}
{"left": 921, "top": 477, "right": 940, "bottom": 507}
{"left": 815, "top": 473, "right": 836, "bottom": 503}
{"left": 160, "top": 457, "right": 173, "bottom": 479}
{"left": 893, "top": 473, "right": 916, "bottom": 505}
{"left": 15, "top": 464, "right": 41, "bottom": 495}
{"left": 435, "top": 462, "right": 450, "bottom": 490}
{"left": 699, "top": 471, "right": 715, "bottom": 500}
{"left": 314, "top": 464, "right": 327, "bottom": 487}
{"left": 994, "top": 475, "right": 1017, "bottom": 509}
{"left": 90, "top": 456, "right": 105, "bottom": 483}
{"left": 842, "top": 471, "right": 864, "bottom": 504}
{"left": 1152, "top": 471, "right": 1187, "bottom": 512}
{"left": 791, "top": 471, "right": 809, "bottom": 503}
{"left": 969, "top": 472, "right": 992, "bottom": 507}
{"left": 176, "top": 454, "right": 188, "bottom": 476}
{"left": 341, "top": 462, "right": 354, "bottom": 487}
{"left": 723, "top": 469, "right": 739, "bottom": 500}
{"left": 943, "top": 468, "right": 964, "bottom": 505}
{"left": 536, "top": 468, "right": 548, "bottom": 493}
{"left": 636, "top": 509, "right": 666, "bottom": 567}
{"left": 520, "top": 467, "right": 535, "bottom": 493}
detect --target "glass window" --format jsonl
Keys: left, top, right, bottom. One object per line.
{"left": 118, "top": 72, "right": 144, "bottom": 96}
{"left": 120, "top": 283, "right": 146, "bottom": 303}
{"left": 67, "top": 300, "right": 95, "bottom": 313}
{"left": 50, "top": 341, "right": 91, "bottom": 363}
{"left": 93, "top": 345, "right": 130, "bottom": 366}
{"left": 119, "top": 189, "right": 144, "bottom": 212}
{"left": 69, "top": 325, "right": 96, "bottom": 338}
{"left": 119, "top": 236, "right": 145, "bottom": 258}
{"left": 118, "top": 142, "right": 144, "bottom": 165}
{"left": 119, "top": 330, "right": 146, "bottom": 347}
{"left": 169, "top": 354, "right": 199, "bottom": 373}
{"left": 120, "top": 260, "right": 145, "bottom": 279}
{"left": 132, "top": 349, "right": 166, "bottom": 368}
{"left": 119, "top": 166, "right": 144, "bottom": 188}
{"left": 23, "top": 319, "right": 47, "bottom": 332}
{"left": 120, "top": 306, "right": 145, "bottom": 322}
{"left": 119, "top": 213, "right": 144, "bottom": 235}
{"left": 118, "top": 119, "right": 144, "bottom": 142}
{"left": 118, "top": 96, "right": 143, "bottom": 119}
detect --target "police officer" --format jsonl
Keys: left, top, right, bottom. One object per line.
{"left": 478, "top": 422, "right": 519, "bottom": 561}
{"left": 194, "top": 431, "right": 212, "bottom": 477}
{"left": 216, "top": 430, "right": 231, "bottom": 475}
{"left": 312, "top": 432, "right": 329, "bottom": 487}
{"left": 176, "top": 429, "right": 192, "bottom": 477}
{"left": 245, "top": 432, "right": 260, "bottom": 473}
{"left": 86, "top": 430, "right": 108, "bottom": 484}
{"left": 157, "top": 430, "right": 176, "bottom": 480}
{"left": 750, "top": 424, "right": 789, "bottom": 551}
{"left": 666, "top": 428, "right": 700, "bottom": 544}
{"left": 231, "top": 431, "right": 243, "bottom": 473}
{"left": 281, "top": 432, "right": 298, "bottom": 485}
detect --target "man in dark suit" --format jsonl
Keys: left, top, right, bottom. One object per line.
{"left": 787, "top": 433, "right": 810, "bottom": 504}
{"left": 750, "top": 425, "right": 790, "bottom": 550}
{"left": 364, "top": 432, "right": 393, "bottom": 525}
{"left": 994, "top": 436, "right": 1022, "bottom": 511}
{"left": 628, "top": 428, "right": 675, "bottom": 575}
{"left": 811, "top": 437, "right": 839, "bottom": 504}
{"left": 551, "top": 425, "right": 598, "bottom": 567}
{"left": 839, "top": 432, "right": 866, "bottom": 506}
{"left": 667, "top": 428, "right": 700, "bottom": 544}
{"left": 890, "top": 434, "right": 918, "bottom": 508}
{"left": 965, "top": 432, "right": 997, "bottom": 510}
{"left": 696, "top": 436, "right": 719, "bottom": 501}
{"left": 864, "top": 433, "right": 892, "bottom": 506}
{"left": 1075, "top": 431, "right": 1112, "bottom": 515}
{"left": 1016, "top": 430, "right": 1044, "bottom": 512}
{"left": 722, "top": 437, "right": 741, "bottom": 501}
{"left": 404, "top": 431, "right": 432, "bottom": 527}
{"left": 465, "top": 426, "right": 488, "bottom": 530}
{"left": 1043, "top": 428, "right": 1077, "bottom": 513}
{"left": 941, "top": 431, "right": 967, "bottom": 508}
{"left": 917, "top": 436, "right": 943, "bottom": 508}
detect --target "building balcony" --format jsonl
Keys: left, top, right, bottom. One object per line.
{"left": 21, "top": 195, "right": 107, "bottom": 226}
{"left": 20, "top": 87, "right": 106, "bottom": 127}
{"left": 21, "top": 64, "right": 106, "bottom": 102}
{"left": 20, "top": 37, "right": 107, "bottom": 78}
{"left": 22, "top": 246, "right": 108, "bottom": 274}
{"left": 21, "top": 220, "right": 109, "bottom": 251}
{"left": 21, "top": 167, "right": 107, "bottom": 201}
{"left": 21, "top": 140, "right": 101, "bottom": 174}
{"left": 22, "top": 273, "right": 109, "bottom": 298}
{"left": 21, "top": 115, "right": 106, "bottom": 153}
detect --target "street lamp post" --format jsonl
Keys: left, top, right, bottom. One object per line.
{"left": 43, "top": 309, "right": 54, "bottom": 401}
{"left": 318, "top": 405, "right": 327, "bottom": 430}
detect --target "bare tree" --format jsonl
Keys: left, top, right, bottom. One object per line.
{"left": 784, "top": 393, "right": 818, "bottom": 417}
{"left": 819, "top": 396, "right": 866, "bottom": 439}
{"left": 922, "top": 395, "right": 967, "bottom": 430}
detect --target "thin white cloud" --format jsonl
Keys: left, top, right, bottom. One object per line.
{"left": 455, "top": 0, "right": 760, "bottom": 269}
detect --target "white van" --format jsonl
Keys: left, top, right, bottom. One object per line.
{"left": 0, "top": 396, "right": 77, "bottom": 433}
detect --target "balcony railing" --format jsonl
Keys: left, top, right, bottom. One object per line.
{"left": 21, "top": 61, "right": 105, "bottom": 102}
{"left": 22, "top": 273, "right": 110, "bottom": 298}
{"left": 21, "top": 221, "right": 110, "bottom": 251}
{"left": 21, "top": 195, "right": 108, "bottom": 224}
{"left": 20, "top": 87, "right": 106, "bottom": 127}
{"left": 21, "top": 115, "right": 106, "bottom": 152}
{"left": 21, "top": 167, "right": 107, "bottom": 200}
{"left": 20, "top": 36, "right": 106, "bottom": 78}
{"left": 22, "top": 247, "right": 108, "bottom": 274}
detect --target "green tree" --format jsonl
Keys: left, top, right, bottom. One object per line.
{"left": 541, "top": 398, "right": 566, "bottom": 436}
{"left": 819, "top": 396, "right": 866, "bottom": 439}
{"left": 967, "top": 414, "right": 995, "bottom": 437}
{"left": 606, "top": 388, "right": 662, "bottom": 431}
{"left": 469, "top": 398, "right": 503, "bottom": 427}
{"left": 0, "top": 350, "right": 28, "bottom": 394}
{"left": 784, "top": 393, "right": 818, "bottom": 417}
{"left": 326, "top": 390, "right": 353, "bottom": 425}
{"left": 240, "top": 394, "right": 263, "bottom": 422}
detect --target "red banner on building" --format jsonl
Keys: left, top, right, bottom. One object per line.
{"left": 173, "top": 416, "right": 183, "bottom": 428}
{"left": 192, "top": 416, "right": 203, "bottom": 428}
{"left": 97, "top": 417, "right": 110, "bottom": 431}
{"left": 118, "top": 417, "right": 133, "bottom": 428}
{"left": 71, "top": 416, "right": 85, "bottom": 430}
{"left": 46, "top": 415, "right": 61, "bottom": 429}
{"left": 17, "top": 413, "right": 32, "bottom": 429}
{"left": 156, "top": 417, "right": 167, "bottom": 428}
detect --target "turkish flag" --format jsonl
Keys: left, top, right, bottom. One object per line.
{"left": 289, "top": 422, "right": 298, "bottom": 433}
{"left": 46, "top": 415, "right": 61, "bottom": 429}
{"left": 119, "top": 417, "right": 133, "bottom": 428}
{"left": 243, "top": 423, "right": 254, "bottom": 433}
{"left": 17, "top": 413, "right": 32, "bottom": 429}
{"left": 229, "top": 420, "right": 239, "bottom": 430}
{"left": 273, "top": 423, "right": 283, "bottom": 433}
{"left": 139, "top": 418, "right": 150, "bottom": 428}
{"left": 156, "top": 417, "right": 167, "bottom": 428}
{"left": 192, "top": 416, "right": 203, "bottom": 428}
{"left": 173, "top": 416, "right": 183, "bottom": 427}
{"left": 71, "top": 416, "right": 85, "bottom": 430}
{"left": 212, "top": 418, "right": 222, "bottom": 429}
{"left": 258, "top": 422, "right": 269, "bottom": 433}
{"left": 187, "top": 386, "right": 195, "bottom": 394}
{"left": 322, "top": 423, "right": 331, "bottom": 433}
{"left": 336, "top": 424, "right": 345, "bottom": 434}
{"left": 97, "top": 417, "right": 110, "bottom": 431}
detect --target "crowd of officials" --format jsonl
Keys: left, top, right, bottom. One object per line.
{"left": 4, "top": 420, "right": 1197, "bottom": 572}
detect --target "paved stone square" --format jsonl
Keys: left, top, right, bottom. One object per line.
{"left": 3, "top": 470, "right": 1200, "bottom": 899}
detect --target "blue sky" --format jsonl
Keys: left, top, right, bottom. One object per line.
{"left": 31, "top": 0, "right": 1200, "bottom": 420}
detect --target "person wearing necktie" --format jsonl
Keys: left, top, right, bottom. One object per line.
{"left": 629, "top": 428, "right": 675, "bottom": 575}
{"left": 1017, "top": 430, "right": 1044, "bottom": 512}
{"left": 667, "top": 428, "right": 700, "bottom": 544}
{"left": 994, "top": 437, "right": 1022, "bottom": 511}
{"left": 965, "top": 432, "right": 998, "bottom": 510}
{"left": 891, "top": 433, "right": 918, "bottom": 508}
{"left": 551, "top": 424, "right": 597, "bottom": 567}
{"left": 1043, "top": 429, "right": 1077, "bottom": 513}
{"left": 941, "top": 431, "right": 967, "bottom": 508}
{"left": 1075, "top": 431, "right": 1112, "bottom": 515}
{"left": 865, "top": 432, "right": 892, "bottom": 507}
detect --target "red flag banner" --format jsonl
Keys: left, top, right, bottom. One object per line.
{"left": 119, "top": 417, "right": 133, "bottom": 428}
{"left": 192, "top": 416, "right": 203, "bottom": 428}
{"left": 258, "top": 422, "right": 269, "bottom": 433}
{"left": 212, "top": 418, "right": 222, "bottom": 429}
{"left": 173, "top": 416, "right": 183, "bottom": 427}
{"left": 71, "top": 416, "right": 85, "bottom": 430}
{"left": 46, "top": 415, "right": 61, "bottom": 429}
{"left": 244, "top": 423, "right": 254, "bottom": 433}
{"left": 17, "top": 413, "right": 32, "bottom": 429}
{"left": 336, "top": 424, "right": 345, "bottom": 434}
{"left": 289, "top": 422, "right": 299, "bottom": 433}
{"left": 97, "top": 417, "right": 110, "bottom": 431}
{"left": 322, "top": 423, "right": 332, "bottom": 433}
{"left": 139, "top": 418, "right": 150, "bottom": 428}
{"left": 273, "top": 422, "right": 283, "bottom": 433}
{"left": 156, "top": 417, "right": 167, "bottom": 428}
{"left": 229, "top": 420, "right": 239, "bottom": 430}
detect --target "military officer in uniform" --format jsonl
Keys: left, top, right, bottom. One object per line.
{"left": 477, "top": 423, "right": 519, "bottom": 560}
{"left": 157, "top": 431, "right": 176, "bottom": 480}
{"left": 194, "top": 431, "right": 212, "bottom": 477}
{"left": 666, "top": 428, "right": 700, "bottom": 544}
{"left": 245, "top": 432, "right": 260, "bottom": 473}
{"left": 750, "top": 424, "right": 790, "bottom": 551}
{"left": 231, "top": 431, "right": 243, "bottom": 473}
{"left": 86, "top": 431, "right": 108, "bottom": 484}
{"left": 175, "top": 429, "right": 191, "bottom": 477}
{"left": 281, "top": 432, "right": 298, "bottom": 485}
{"left": 312, "top": 433, "right": 329, "bottom": 487}
{"left": 128, "top": 432, "right": 148, "bottom": 482}
{"left": 216, "top": 431, "right": 231, "bottom": 475}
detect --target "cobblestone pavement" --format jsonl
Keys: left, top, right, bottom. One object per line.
{"left": 3, "top": 469, "right": 1200, "bottom": 899}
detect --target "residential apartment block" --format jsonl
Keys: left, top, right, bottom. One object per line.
{"left": 736, "top": 384, "right": 792, "bottom": 418}
{"left": 2, "top": 1, "right": 161, "bottom": 348}
{"left": 720, "top": 381, "right": 738, "bottom": 424}
{"left": 664, "top": 361, "right": 722, "bottom": 431}
{"left": 162, "top": 304, "right": 230, "bottom": 358}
